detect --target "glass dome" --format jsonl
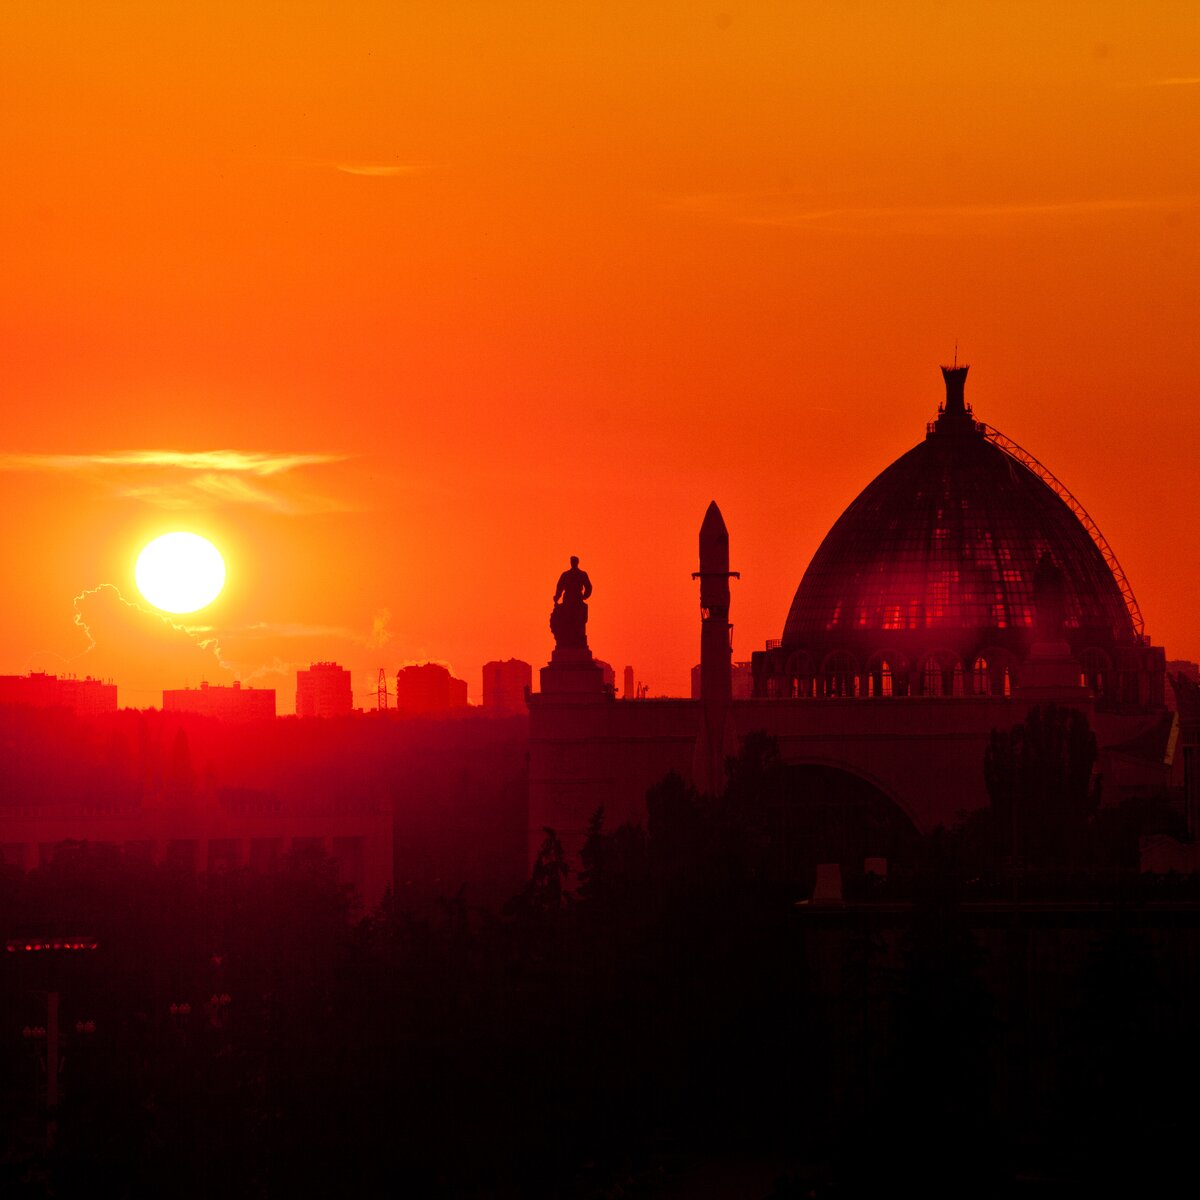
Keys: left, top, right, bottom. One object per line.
{"left": 765, "top": 367, "right": 1142, "bottom": 700}
{"left": 783, "top": 424, "right": 1135, "bottom": 648}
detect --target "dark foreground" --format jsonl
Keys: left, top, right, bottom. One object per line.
{"left": 3, "top": 738, "right": 1198, "bottom": 1197}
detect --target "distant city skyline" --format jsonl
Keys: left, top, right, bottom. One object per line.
{"left": 2, "top": 3, "right": 1197, "bottom": 713}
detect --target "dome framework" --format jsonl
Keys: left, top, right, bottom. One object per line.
{"left": 754, "top": 367, "right": 1163, "bottom": 709}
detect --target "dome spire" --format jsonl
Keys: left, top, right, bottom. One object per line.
{"left": 935, "top": 358, "right": 973, "bottom": 432}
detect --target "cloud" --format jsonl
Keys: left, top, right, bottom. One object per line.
{"left": 1121, "top": 76, "right": 1200, "bottom": 88}
{"left": 202, "top": 621, "right": 360, "bottom": 641}
{"left": 668, "top": 192, "right": 1196, "bottom": 234}
{"left": 240, "top": 657, "right": 310, "bottom": 686}
{"left": 397, "top": 658, "right": 459, "bottom": 674}
{"left": 175, "top": 473, "right": 353, "bottom": 515}
{"left": 71, "top": 584, "right": 230, "bottom": 705}
{"left": 335, "top": 162, "right": 437, "bottom": 177}
{"left": 366, "top": 608, "right": 393, "bottom": 650}
{"left": 66, "top": 588, "right": 390, "bottom": 710}
{"left": 0, "top": 449, "right": 351, "bottom": 513}
{"left": 0, "top": 450, "right": 345, "bottom": 475}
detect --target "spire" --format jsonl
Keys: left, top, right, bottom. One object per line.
{"left": 933, "top": 361, "right": 974, "bottom": 434}
{"left": 692, "top": 500, "right": 739, "bottom": 795}
{"left": 699, "top": 501, "right": 729, "bottom": 579}
{"left": 692, "top": 499, "right": 739, "bottom": 698}
{"left": 940, "top": 362, "right": 969, "bottom": 415}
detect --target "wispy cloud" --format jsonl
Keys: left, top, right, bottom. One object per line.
{"left": 0, "top": 449, "right": 352, "bottom": 513}
{"left": 202, "top": 621, "right": 360, "bottom": 641}
{"left": 398, "top": 657, "right": 459, "bottom": 675}
{"left": 335, "top": 162, "right": 437, "bottom": 178}
{"left": 240, "top": 657, "right": 311, "bottom": 686}
{"left": 366, "top": 608, "right": 393, "bottom": 651}
{"left": 176, "top": 473, "right": 352, "bottom": 515}
{"left": 668, "top": 192, "right": 1195, "bottom": 234}
{"left": 0, "top": 450, "right": 345, "bottom": 475}
{"left": 1120, "top": 76, "right": 1200, "bottom": 88}
{"left": 72, "top": 583, "right": 230, "bottom": 685}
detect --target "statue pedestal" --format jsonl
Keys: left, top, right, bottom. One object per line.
{"left": 1015, "top": 640, "right": 1091, "bottom": 700}
{"left": 539, "top": 648, "right": 606, "bottom": 697}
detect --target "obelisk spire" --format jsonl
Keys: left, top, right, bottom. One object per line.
{"left": 692, "top": 501, "right": 740, "bottom": 793}
{"left": 695, "top": 501, "right": 736, "bottom": 703}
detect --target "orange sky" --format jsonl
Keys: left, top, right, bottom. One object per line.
{"left": 1, "top": 1, "right": 1197, "bottom": 711}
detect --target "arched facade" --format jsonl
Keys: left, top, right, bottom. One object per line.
{"left": 820, "top": 650, "right": 859, "bottom": 698}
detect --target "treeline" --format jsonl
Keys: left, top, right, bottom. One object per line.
{"left": 2, "top": 721, "right": 1198, "bottom": 1197}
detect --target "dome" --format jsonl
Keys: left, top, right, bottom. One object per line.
{"left": 762, "top": 367, "right": 1146, "bottom": 701}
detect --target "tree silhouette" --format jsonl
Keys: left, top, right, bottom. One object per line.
{"left": 645, "top": 770, "right": 705, "bottom": 870}
{"left": 576, "top": 807, "right": 608, "bottom": 907}
{"left": 985, "top": 702, "right": 1099, "bottom": 869}
{"left": 866, "top": 831, "right": 997, "bottom": 1195}
{"left": 505, "top": 827, "right": 572, "bottom": 959}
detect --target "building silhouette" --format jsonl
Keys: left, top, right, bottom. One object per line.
{"left": 529, "top": 366, "right": 1173, "bottom": 865}
{"left": 0, "top": 672, "right": 117, "bottom": 715}
{"left": 163, "top": 680, "right": 276, "bottom": 721}
{"left": 296, "top": 661, "right": 352, "bottom": 718}
{"left": 394, "top": 663, "right": 469, "bottom": 715}
{"left": 0, "top": 768, "right": 391, "bottom": 906}
{"left": 1142, "top": 672, "right": 1200, "bottom": 871}
{"left": 0, "top": 796, "right": 391, "bottom": 904}
{"left": 690, "top": 661, "right": 753, "bottom": 700}
{"left": 0, "top": 710, "right": 393, "bottom": 904}
{"left": 482, "top": 659, "right": 531, "bottom": 716}
{"left": 755, "top": 364, "right": 1161, "bottom": 706}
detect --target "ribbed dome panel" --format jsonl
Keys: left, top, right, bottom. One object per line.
{"left": 783, "top": 430, "right": 1134, "bottom": 648}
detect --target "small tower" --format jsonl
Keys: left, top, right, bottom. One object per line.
{"left": 692, "top": 501, "right": 739, "bottom": 793}
{"left": 694, "top": 501, "right": 737, "bottom": 702}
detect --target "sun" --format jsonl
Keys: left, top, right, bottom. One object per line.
{"left": 135, "top": 532, "right": 226, "bottom": 614}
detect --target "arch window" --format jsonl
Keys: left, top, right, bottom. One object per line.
{"left": 867, "top": 658, "right": 894, "bottom": 698}
{"left": 923, "top": 657, "right": 944, "bottom": 697}
{"left": 785, "top": 651, "right": 815, "bottom": 700}
{"left": 972, "top": 656, "right": 989, "bottom": 696}
{"left": 866, "top": 652, "right": 908, "bottom": 698}
{"left": 974, "top": 647, "right": 1019, "bottom": 697}
{"left": 918, "top": 651, "right": 963, "bottom": 697}
{"left": 822, "top": 651, "right": 858, "bottom": 698}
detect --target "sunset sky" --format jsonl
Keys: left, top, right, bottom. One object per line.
{"left": 2, "top": 1, "right": 1197, "bottom": 711}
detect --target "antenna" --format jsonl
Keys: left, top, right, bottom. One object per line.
{"left": 954, "top": 340, "right": 958, "bottom": 369}
{"left": 376, "top": 667, "right": 389, "bottom": 711}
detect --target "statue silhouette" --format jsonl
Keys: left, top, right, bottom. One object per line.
{"left": 551, "top": 556, "right": 592, "bottom": 650}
